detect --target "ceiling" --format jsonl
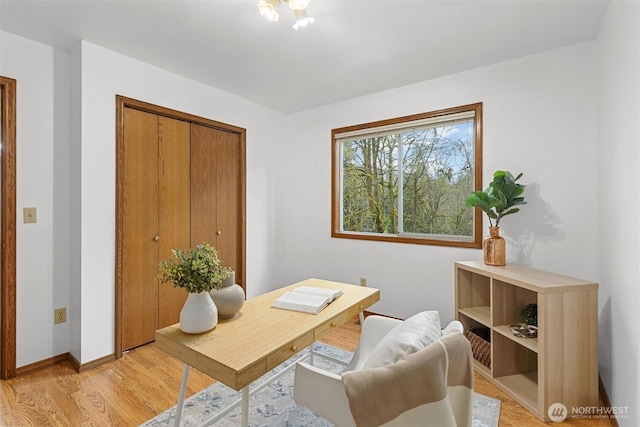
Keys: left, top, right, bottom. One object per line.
{"left": 0, "top": 0, "right": 608, "bottom": 114}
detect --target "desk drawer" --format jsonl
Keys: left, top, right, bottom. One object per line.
{"left": 314, "top": 300, "right": 368, "bottom": 340}
{"left": 266, "top": 331, "right": 313, "bottom": 371}
{"left": 315, "top": 312, "right": 348, "bottom": 340}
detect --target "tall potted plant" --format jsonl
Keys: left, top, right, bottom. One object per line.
{"left": 465, "top": 170, "right": 526, "bottom": 265}
{"left": 158, "top": 242, "right": 232, "bottom": 333}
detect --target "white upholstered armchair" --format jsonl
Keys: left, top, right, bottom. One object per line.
{"left": 294, "top": 312, "right": 473, "bottom": 427}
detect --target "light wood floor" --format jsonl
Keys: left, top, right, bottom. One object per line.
{"left": 0, "top": 318, "right": 614, "bottom": 426}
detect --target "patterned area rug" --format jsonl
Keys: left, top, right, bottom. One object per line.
{"left": 143, "top": 343, "right": 500, "bottom": 427}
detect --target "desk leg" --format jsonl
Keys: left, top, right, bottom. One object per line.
{"left": 174, "top": 364, "right": 190, "bottom": 427}
{"left": 310, "top": 343, "right": 315, "bottom": 366}
{"left": 241, "top": 387, "right": 249, "bottom": 427}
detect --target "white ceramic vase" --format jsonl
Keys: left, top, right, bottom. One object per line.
{"left": 180, "top": 291, "right": 218, "bottom": 334}
{"left": 210, "top": 271, "right": 245, "bottom": 319}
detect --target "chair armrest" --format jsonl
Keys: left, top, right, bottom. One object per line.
{"left": 442, "top": 320, "right": 463, "bottom": 335}
{"left": 293, "top": 362, "right": 355, "bottom": 427}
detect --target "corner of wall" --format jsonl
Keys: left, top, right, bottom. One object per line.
{"left": 69, "top": 41, "right": 83, "bottom": 361}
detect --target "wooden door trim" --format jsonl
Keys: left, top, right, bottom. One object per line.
{"left": 115, "top": 95, "right": 246, "bottom": 357}
{"left": 1, "top": 76, "right": 17, "bottom": 379}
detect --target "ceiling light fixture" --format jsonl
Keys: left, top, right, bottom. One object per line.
{"left": 258, "top": 0, "right": 315, "bottom": 30}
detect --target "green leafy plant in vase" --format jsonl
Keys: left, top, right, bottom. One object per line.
{"left": 158, "top": 242, "right": 232, "bottom": 334}
{"left": 465, "top": 170, "right": 526, "bottom": 266}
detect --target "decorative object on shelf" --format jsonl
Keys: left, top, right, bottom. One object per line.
{"left": 210, "top": 270, "right": 245, "bottom": 319}
{"left": 521, "top": 303, "right": 538, "bottom": 327}
{"left": 465, "top": 327, "right": 491, "bottom": 368}
{"left": 158, "top": 242, "right": 232, "bottom": 333}
{"left": 509, "top": 324, "right": 538, "bottom": 338}
{"left": 465, "top": 170, "right": 526, "bottom": 266}
{"left": 484, "top": 226, "right": 505, "bottom": 266}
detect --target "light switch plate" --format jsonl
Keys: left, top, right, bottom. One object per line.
{"left": 23, "top": 207, "right": 37, "bottom": 224}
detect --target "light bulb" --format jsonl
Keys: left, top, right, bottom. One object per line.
{"left": 258, "top": 0, "right": 280, "bottom": 22}
{"left": 292, "top": 16, "right": 315, "bottom": 30}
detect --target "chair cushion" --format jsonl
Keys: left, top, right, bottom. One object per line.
{"left": 362, "top": 311, "right": 441, "bottom": 369}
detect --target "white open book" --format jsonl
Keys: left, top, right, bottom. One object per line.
{"left": 272, "top": 286, "right": 343, "bottom": 314}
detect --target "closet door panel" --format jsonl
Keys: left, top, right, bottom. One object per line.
{"left": 158, "top": 116, "right": 191, "bottom": 329}
{"left": 215, "top": 131, "right": 241, "bottom": 275}
{"left": 190, "top": 124, "right": 219, "bottom": 248}
{"left": 122, "top": 108, "right": 159, "bottom": 350}
{"left": 190, "top": 124, "right": 241, "bottom": 274}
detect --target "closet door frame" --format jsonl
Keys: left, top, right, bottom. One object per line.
{"left": 115, "top": 96, "right": 246, "bottom": 358}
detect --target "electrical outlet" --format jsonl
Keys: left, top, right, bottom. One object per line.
{"left": 360, "top": 277, "right": 367, "bottom": 287}
{"left": 54, "top": 307, "right": 66, "bottom": 324}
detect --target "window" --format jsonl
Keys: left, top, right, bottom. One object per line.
{"left": 331, "top": 103, "right": 482, "bottom": 247}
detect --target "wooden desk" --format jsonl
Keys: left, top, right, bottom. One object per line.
{"left": 156, "top": 278, "right": 380, "bottom": 426}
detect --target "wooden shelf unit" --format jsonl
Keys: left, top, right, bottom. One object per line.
{"left": 454, "top": 260, "right": 599, "bottom": 421}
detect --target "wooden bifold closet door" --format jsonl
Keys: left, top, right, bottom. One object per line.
{"left": 121, "top": 108, "right": 190, "bottom": 351}
{"left": 120, "top": 105, "right": 243, "bottom": 351}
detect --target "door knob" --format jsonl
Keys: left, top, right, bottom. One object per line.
{"left": 216, "top": 231, "right": 222, "bottom": 235}
{"left": 154, "top": 236, "right": 160, "bottom": 241}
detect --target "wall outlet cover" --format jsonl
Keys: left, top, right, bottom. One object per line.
{"left": 54, "top": 307, "right": 66, "bottom": 324}
{"left": 23, "top": 207, "right": 37, "bottom": 224}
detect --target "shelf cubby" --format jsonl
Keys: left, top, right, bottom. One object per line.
{"left": 493, "top": 325, "right": 538, "bottom": 353}
{"left": 492, "top": 279, "right": 538, "bottom": 326}
{"left": 456, "top": 268, "right": 490, "bottom": 310}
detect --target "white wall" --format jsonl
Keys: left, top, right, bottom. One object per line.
{"left": 0, "top": 31, "right": 71, "bottom": 366}
{"left": 597, "top": 1, "right": 640, "bottom": 423}
{"left": 76, "top": 41, "right": 288, "bottom": 362}
{"left": 283, "top": 42, "right": 599, "bottom": 323}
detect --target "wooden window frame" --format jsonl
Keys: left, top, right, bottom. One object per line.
{"left": 331, "top": 102, "right": 483, "bottom": 248}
